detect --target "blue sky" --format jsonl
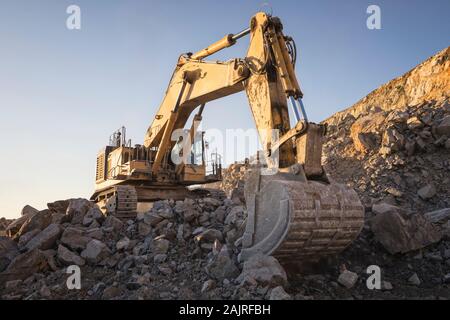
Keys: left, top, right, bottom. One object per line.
{"left": 0, "top": 0, "right": 449, "bottom": 218}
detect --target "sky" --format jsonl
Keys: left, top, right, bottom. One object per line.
{"left": 0, "top": 0, "right": 449, "bottom": 218}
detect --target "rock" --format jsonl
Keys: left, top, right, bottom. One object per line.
{"left": 1, "top": 249, "right": 48, "bottom": 282}
{"left": 102, "top": 286, "right": 122, "bottom": 300}
{"left": 269, "top": 286, "right": 292, "bottom": 300}
{"left": 57, "top": 244, "right": 85, "bottom": 266}
{"left": 25, "top": 224, "right": 62, "bottom": 251}
{"left": 370, "top": 210, "right": 442, "bottom": 254}
{"left": 152, "top": 238, "right": 170, "bottom": 254}
{"left": 338, "top": 270, "right": 359, "bottom": 289}
{"left": 47, "top": 200, "right": 70, "bottom": 214}
{"left": 195, "top": 229, "right": 223, "bottom": 243}
{"left": 14, "top": 210, "right": 53, "bottom": 239}
{"left": 143, "top": 212, "right": 164, "bottom": 227}
{"left": 386, "top": 187, "right": 403, "bottom": 197}
{"left": 116, "top": 237, "right": 130, "bottom": 251}
{"left": 21, "top": 205, "right": 39, "bottom": 217}
{"left": 0, "top": 237, "right": 19, "bottom": 272}
{"left": 372, "top": 202, "right": 401, "bottom": 215}
{"left": 201, "top": 280, "right": 216, "bottom": 293}
{"left": 407, "top": 116, "right": 424, "bottom": 130}
{"left": 85, "top": 228, "right": 104, "bottom": 240}
{"left": 435, "top": 114, "right": 450, "bottom": 136}
{"left": 17, "top": 229, "right": 40, "bottom": 248}
{"left": 158, "top": 266, "right": 172, "bottom": 276}
{"left": 40, "top": 285, "right": 51, "bottom": 298}
{"left": 43, "top": 249, "right": 58, "bottom": 271}
{"left": 61, "top": 227, "right": 92, "bottom": 251}
{"left": 82, "top": 207, "right": 103, "bottom": 226}
{"left": 445, "top": 138, "right": 450, "bottom": 149}
{"left": 81, "top": 239, "right": 111, "bottom": 264}
{"left": 183, "top": 207, "right": 198, "bottom": 222}
{"left": 103, "top": 216, "right": 124, "bottom": 232}
{"left": 202, "top": 197, "right": 222, "bottom": 208}
{"left": 206, "top": 246, "right": 240, "bottom": 281}
{"left": 5, "top": 215, "right": 31, "bottom": 238}
{"left": 443, "top": 273, "right": 450, "bottom": 284}
{"left": 237, "top": 254, "right": 287, "bottom": 287}
{"left": 138, "top": 222, "right": 152, "bottom": 237}
{"left": 418, "top": 184, "right": 437, "bottom": 200}
{"left": 153, "top": 254, "right": 167, "bottom": 264}
{"left": 381, "top": 281, "right": 393, "bottom": 291}
{"left": 350, "top": 113, "right": 384, "bottom": 154}
{"left": 4, "top": 279, "right": 22, "bottom": 291}
{"left": 66, "top": 199, "right": 93, "bottom": 224}
{"left": 408, "top": 273, "right": 421, "bottom": 286}
{"left": 424, "top": 208, "right": 450, "bottom": 224}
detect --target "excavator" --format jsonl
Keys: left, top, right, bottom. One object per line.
{"left": 91, "top": 12, "right": 364, "bottom": 262}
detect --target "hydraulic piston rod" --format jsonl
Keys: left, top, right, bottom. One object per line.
{"left": 191, "top": 27, "right": 251, "bottom": 60}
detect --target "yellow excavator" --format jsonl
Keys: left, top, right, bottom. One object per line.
{"left": 91, "top": 12, "right": 364, "bottom": 262}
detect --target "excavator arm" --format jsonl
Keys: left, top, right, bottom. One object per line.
{"left": 94, "top": 12, "right": 364, "bottom": 263}
{"left": 144, "top": 12, "right": 318, "bottom": 176}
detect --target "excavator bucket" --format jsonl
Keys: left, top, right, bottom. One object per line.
{"left": 240, "top": 168, "right": 365, "bottom": 263}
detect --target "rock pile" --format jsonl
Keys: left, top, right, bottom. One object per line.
{"left": 324, "top": 99, "right": 450, "bottom": 213}
{"left": 0, "top": 197, "right": 295, "bottom": 300}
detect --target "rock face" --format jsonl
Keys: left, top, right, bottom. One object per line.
{"left": 324, "top": 47, "right": 449, "bottom": 125}
{"left": 370, "top": 209, "right": 442, "bottom": 254}
{"left": 323, "top": 47, "right": 450, "bottom": 215}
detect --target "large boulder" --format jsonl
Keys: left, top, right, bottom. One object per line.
{"left": 21, "top": 205, "right": 39, "bottom": 217}
{"left": 24, "top": 224, "right": 62, "bottom": 251}
{"left": 237, "top": 254, "right": 287, "bottom": 287}
{"left": 57, "top": 244, "right": 85, "bottom": 266}
{"left": 13, "top": 210, "right": 53, "bottom": 240}
{"left": 103, "top": 216, "right": 124, "bottom": 232}
{"left": 205, "top": 246, "right": 239, "bottom": 281}
{"left": 82, "top": 207, "right": 103, "bottom": 227}
{"left": 370, "top": 210, "right": 442, "bottom": 254}
{"left": 0, "top": 249, "right": 48, "bottom": 282}
{"left": 17, "top": 229, "right": 41, "bottom": 248}
{"left": 81, "top": 239, "right": 111, "bottom": 264}
{"left": 349, "top": 113, "right": 385, "bottom": 154}
{"left": 66, "top": 199, "right": 94, "bottom": 224}
{"left": 60, "top": 227, "right": 92, "bottom": 251}
{"left": 424, "top": 208, "right": 450, "bottom": 224}
{"left": 47, "top": 200, "right": 70, "bottom": 214}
